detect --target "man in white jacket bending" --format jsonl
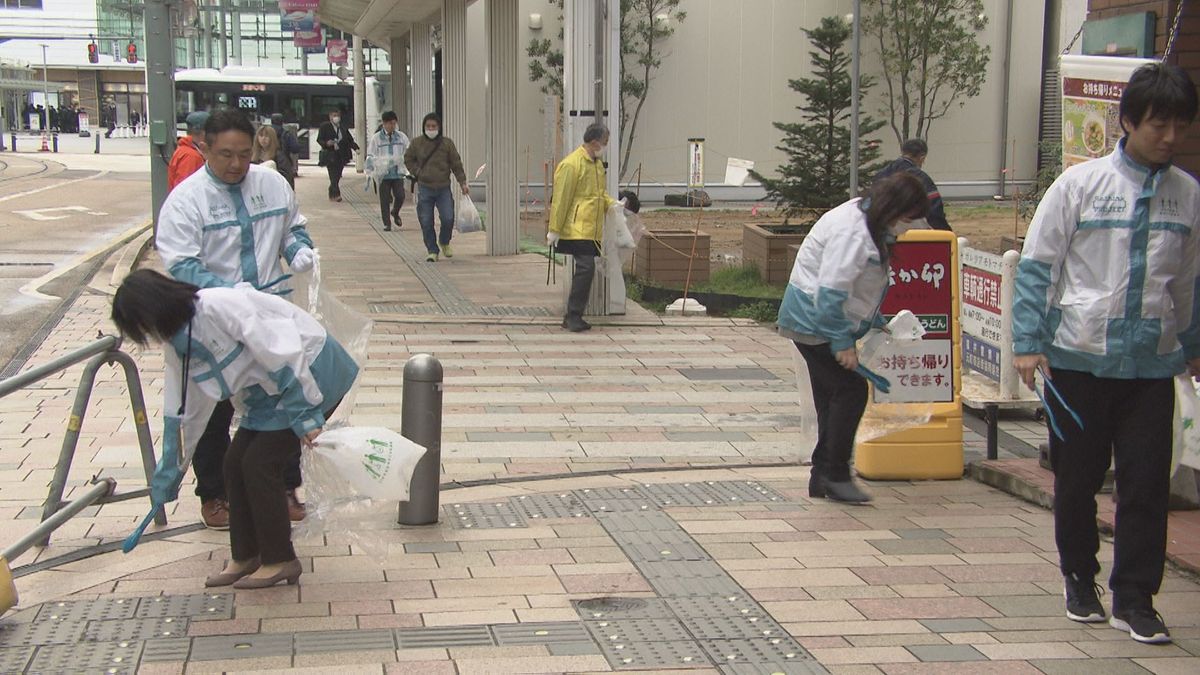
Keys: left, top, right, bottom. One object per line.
{"left": 155, "top": 108, "right": 317, "bottom": 530}
{"left": 1013, "top": 62, "right": 1199, "bottom": 646}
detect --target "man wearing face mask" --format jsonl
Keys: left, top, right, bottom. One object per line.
{"left": 316, "top": 108, "right": 359, "bottom": 202}
{"left": 404, "top": 112, "right": 469, "bottom": 262}
{"left": 548, "top": 123, "right": 616, "bottom": 332}
{"left": 155, "top": 108, "right": 317, "bottom": 530}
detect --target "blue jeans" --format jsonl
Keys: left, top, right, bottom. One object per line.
{"left": 416, "top": 185, "right": 455, "bottom": 254}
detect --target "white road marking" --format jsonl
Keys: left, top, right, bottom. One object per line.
{"left": 19, "top": 219, "right": 152, "bottom": 302}
{"left": 0, "top": 170, "right": 107, "bottom": 204}
{"left": 13, "top": 206, "right": 110, "bottom": 221}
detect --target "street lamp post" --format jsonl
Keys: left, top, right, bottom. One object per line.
{"left": 40, "top": 43, "right": 50, "bottom": 138}
{"left": 849, "top": 0, "right": 861, "bottom": 198}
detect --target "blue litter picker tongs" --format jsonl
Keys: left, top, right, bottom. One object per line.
{"left": 856, "top": 364, "right": 891, "bottom": 393}
{"left": 1032, "top": 366, "right": 1084, "bottom": 441}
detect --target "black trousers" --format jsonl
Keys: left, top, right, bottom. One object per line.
{"left": 1047, "top": 368, "right": 1173, "bottom": 603}
{"left": 795, "top": 342, "right": 868, "bottom": 482}
{"left": 566, "top": 254, "right": 596, "bottom": 318}
{"left": 192, "top": 399, "right": 301, "bottom": 502}
{"left": 379, "top": 178, "right": 405, "bottom": 224}
{"left": 326, "top": 162, "right": 345, "bottom": 198}
{"left": 224, "top": 427, "right": 301, "bottom": 565}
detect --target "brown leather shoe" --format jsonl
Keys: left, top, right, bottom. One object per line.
{"left": 201, "top": 498, "right": 230, "bottom": 531}
{"left": 286, "top": 490, "right": 306, "bottom": 522}
{"left": 204, "top": 558, "right": 260, "bottom": 588}
{"left": 232, "top": 558, "right": 302, "bottom": 589}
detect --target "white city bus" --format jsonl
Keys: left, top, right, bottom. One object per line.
{"left": 174, "top": 66, "right": 384, "bottom": 159}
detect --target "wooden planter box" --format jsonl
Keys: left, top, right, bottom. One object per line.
{"left": 744, "top": 223, "right": 809, "bottom": 285}
{"left": 634, "top": 230, "right": 710, "bottom": 286}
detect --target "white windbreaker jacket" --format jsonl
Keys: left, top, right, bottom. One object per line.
{"left": 366, "top": 128, "right": 409, "bottom": 181}
{"left": 156, "top": 163, "right": 313, "bottom": 293}
{"left": 163, "top": 287, "right": 359, "bottom": 466}
{"left": 776, "top": 198, "right": 889, "bottom": 352}
{"left": 1012, "top": 141, "right": 1200, "bottom": 378}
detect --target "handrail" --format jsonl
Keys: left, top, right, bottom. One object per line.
{"left": 0, "top": 334, "right": 121, "bottom": 398}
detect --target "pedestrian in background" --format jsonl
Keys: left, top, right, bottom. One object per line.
{"left": 873, "top": 138, "right": 952, "bottom": 231}
{"left": 404, "top": 112, "right": 468, "bottom": 262}
{"left": 547, "top": 123, "right": 614, "bottom": 332}
{"left": 367, "top": 110, "right": 409, "bottom": 231}
{"left": 156, "top": 108, "right": 317, "bottom": 531}
{"left": 269, "top": 113, "right": 300, "bottom": 187}
{"left": 251, "top": 125, "right": 283, "bottom": 175}
{"left": 316, "top": 108, "right": 358, "bottom": 202}
{"left": 111, "top": 270, "right": 358, "bottom": 590}
{"left": 1012, "top": 62, "right": 1199, "bottom": 645}
{"left": 167, "top": 111, "right": 208, "bottom": 193}
{"left": 777, "top": 172, "right": 930, "bottom": 504}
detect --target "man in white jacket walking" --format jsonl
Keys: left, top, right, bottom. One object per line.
{"left": 1013, "top": 62, "right": 1199, "bottom": 645}
{"left": 155, "top": 108, "right": 317, "bottom": 530}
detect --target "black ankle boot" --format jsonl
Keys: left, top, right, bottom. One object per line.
{"left": 822, "top": 479, "right": 872, "bottom": 503}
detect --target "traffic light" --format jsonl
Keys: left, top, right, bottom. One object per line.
{"left": 87, "top": 42, "right": 99, "bottom": 64}
{"left": 126, "top": 42, "right": 137, "bottom": 64}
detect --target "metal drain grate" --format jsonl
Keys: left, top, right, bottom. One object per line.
{"left": 574, "top": 598, "right": 674, "bottom": 621}
{"left": 85, "top": 617, "right": 188, "bottom": 642}
{"left": 444, "top": 501, "right": 527, "bottom": 529}
{"left": 585, "top": 618, "right": 693, "bottom": 644}
{"left": 294, "top": 629, "right": 396, "bottom": 654}
{"left": 189, "top": 633, "right": 293, "bottom": 661}
{"left": 609, "top": 531, "right": 712, "bottom": 562}
{"left": 511, "top": 493, "right": 591, "bottom": 520}
{"left": 641, "top": 482, "right": 728, "bottom": 507}
{"left": 575, "top": 486, "right": 652, "bottom": 501}
{"left": 0, "top": 647, "right": 33, "bottom": 674}
{"left": 593, "top": 511, "right": 679, "bottom": 533}
{"left": 720, "top": 662, "right": 829, "bottom": 675}
{"left": 396, "top": 625, "right": 494, "bottom": 649}
{"left": 0, "top": 618, "right": 85, "bottom": 647}
{"left": 136, "top": 594, "right": 232, "bottom": 620}
{"left": 36, "top": 597, "right": 137, "bottom": 623}
{"left": 492, "top": 622, "right": 593, "bottom": 645}
{"left": 595, "top": 639, "right": 711, "bottom": 670}
{"left": 680, "top": 614, "right": 788, "bottom": 640}
{"left": 700, "top": 638, "right": 814, "bottom": 665}
{"left": 138, "top": 637, "right": 192, "bottom": 663}
{"left": 27, "top": 640, "right": 141, "bottom": 674}
{"left": 665, "top": 595, "right": 762, "bottom": 619}
{"left": 702, "top": 481, "right": 786, "bottom": 503}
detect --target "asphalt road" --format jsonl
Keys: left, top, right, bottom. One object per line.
{"left": 0, "top": 153, "right": 152, "bottom": 376}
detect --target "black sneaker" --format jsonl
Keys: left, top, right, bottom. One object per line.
{"left": 1110, "top": 603, "right": 1171, "bottom": 644}
{"left": 1063, "top": 573, "right": 1105, "bottom": 623}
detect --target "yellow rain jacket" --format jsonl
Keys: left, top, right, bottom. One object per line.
{"left": 550, "top": 145, "right": 615, "bottom": 242}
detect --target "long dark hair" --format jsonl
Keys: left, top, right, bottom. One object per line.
{"left": 111, "top": 270, "right": 199, "bottom": 346}
{"left": 862, "top": 172, "right": 930, "bottom": 262}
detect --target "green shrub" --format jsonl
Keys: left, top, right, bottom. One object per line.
{"left": 729, "top": 300, "right": 779, "bottom": 323}
{"left": 693, "top": 265, "right": 784, "bottom": 298}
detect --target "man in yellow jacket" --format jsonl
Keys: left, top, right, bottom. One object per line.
{"left": 548, "top": 124, "right": 615, "bottom": 332}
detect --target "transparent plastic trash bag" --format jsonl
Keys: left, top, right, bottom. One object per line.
{"left": 856, "top": 310, "right": 933, "bottom": 443}
{"left": 455, "top": 195, "right": 483, "bottom": 233}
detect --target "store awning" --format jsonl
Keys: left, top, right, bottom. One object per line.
{"left": 318, "top": 0, "right": 442, "bottom": 46}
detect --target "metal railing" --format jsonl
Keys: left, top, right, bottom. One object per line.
{"left": 0, "top": 333, "right": 164, "bottom": 546}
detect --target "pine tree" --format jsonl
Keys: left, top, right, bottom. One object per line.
{"left": 751, "top": 17, "right": 886, "bottom": 221}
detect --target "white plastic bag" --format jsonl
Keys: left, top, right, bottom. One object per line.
{"left": 307, "top": 426, "right": 427, "bottom": 500}
{"left": 456, "top": 195, "right": 483, "bottom": 233}
{"left": 604, "top": 202, "right": 637, "bottom": 250}
{"left": 856, "top": 310, "right": 933, "bottom": 443}
{"left": 1174, "top": 375, "right": 1200, "bottom": 471}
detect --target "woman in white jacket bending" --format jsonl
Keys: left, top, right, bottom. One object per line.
{"left": 112, "top": 270, "right": 359, "bottom": 589}
{"left": 776, "top": 173, "right": 929, "bottom": 503}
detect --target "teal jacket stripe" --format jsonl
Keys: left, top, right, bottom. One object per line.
{"left": 1012, "top": 257, "right": 1054, "bottom": 355}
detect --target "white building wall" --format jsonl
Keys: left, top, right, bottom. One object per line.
{"left": 461, "top": 0, "right": 1067, "bottom": 198}
{"left": 0, "top": 0, "right": 103, "bottom": 68}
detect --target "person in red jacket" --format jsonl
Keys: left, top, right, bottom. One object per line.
{"left": 167, "top": 111, "right": 209, "bottom": 192}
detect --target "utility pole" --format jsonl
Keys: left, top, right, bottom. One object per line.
{"left": 144, "top": 0, "right": 176, "bottom": 235}
{"left": 353, "top": 34, "right": 366, "bottom": 173}
{"left": 40, "top": 44, "right": 50, "bottom": 137}
{"left": 849, "top": 0, "right": 862, "bottom": 198}
{"left": 218, "top": 0, "right": 229, "bottom": 68}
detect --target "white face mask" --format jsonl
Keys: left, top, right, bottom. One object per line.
{"left": 425, "top": 130, "right": 438, "bottom": 140}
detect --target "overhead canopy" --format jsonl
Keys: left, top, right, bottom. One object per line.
{"left": 318, "top": 0, "right": 442, "bottom": 47}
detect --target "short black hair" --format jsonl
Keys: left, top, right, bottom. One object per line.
{"left": 900, "top": 138, "right": 928, "bottom": 157}
{"left": 111, "top": 270, "right": 199, "bottom": 346}
{"left": 204, "top": 108, "right": 254, "bottom": 147}
{"left": 1120, "top": 62, "right": 1198, "bottom": 132}
{"left": 583, "top": 123, "right": 609, "bottom": 144}
{"left": 422, "top": 112, "right": 441, "bottom": 129}
{"left": 619, "top": 189, "right": 641, "bottom": 214}
{"left": 382, "top": 110, "right": 398, "bottom": 123}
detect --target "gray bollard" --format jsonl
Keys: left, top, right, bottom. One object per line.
{"left": 52, "top": 133, "right": 58, "bottom": 153}
{"left": 10, "top": 134, "right": 16, "bottom": 152}
{"left": 397, "top": 353, "right": 443, "bottom": 525}
{"left": 94, "top": 133, "right": 100, "bottom": 154}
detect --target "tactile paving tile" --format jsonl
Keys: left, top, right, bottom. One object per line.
{"left": 511, "top": 493, "right": 591, "bottom": 520}
{"left": 665, "top": 595, "right": 762, "bottom": 619}
{"left": 444, "top": 501, "right": 527, "bottom": 529}
{"left": 573, "top": 597, "right": 675, "bottom": 620}
{"left": 584, "top": 497, "right": 661, "bottom": 513}
{"left": 640, "top": 482, "right": 728, "bottom": 507}
{"left": 585, "top": 618, "right": 693, "bottom": 644}
{"left": 700, "top": 638, "right": 816, "bottom": 666}
{"left": 0, "top": 647, "right": 34, "bottom": 674}
{"left": 701, "top": 481, "right": 786, "bottom": 503}
{"left": 85, "top": 617, "right": 189, "bottom": 642}
{"left": 649, "top": 574, "right": 747, "bottom": 598}
{"left": 396, "top": 625, "right": 494, "bottom": 649}
{"left": 720, "top": 662, "right": 829, "bottom": 675}
{"left": 593, "top": 511, "right": 679, "bottom": 532}
{"left": 595, "top": 639, "right": 712, "bottom": 670}
{"left": 0, "top": 618, "right": 85, "bottom": 647}
{"left": 139, "top": 637, "right": 192, "bottom": 663}
{"left": 136, "top": 594, "right": 232, "bottom": 621}
{"left": 575, "top": 486, "right": 653, "bottom": 502}
{"left": 26, "top": 640, "right": 141, "bottom": 674}
{"left": 609, "top": 531, "right": 711, "bottom": 562}
{"left": 638, "top": 560, "right": 732, "bottom": 581}
{"left": 189, "top": 633, "right": 293, "bottom": 661}
{"left": 36, "top": 597, "right": 138, "bottom": 623}
{"left": 294, "top": 628, "right": 395, "bottom": 653}
{"left": 492, "top": 622, "right": 593, "bottom": 645}
{"left": 680, "top": 614, "right": 789, "bottom": 640}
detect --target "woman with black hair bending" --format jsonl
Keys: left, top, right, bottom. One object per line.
{"left": 112, "top": 270, "right": 359, "bottom": 588}
{"left": 776, "top": 173, "right": 930, "bottom": 503}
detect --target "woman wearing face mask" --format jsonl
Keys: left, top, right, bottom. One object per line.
{"left": 777, "top": 172, "right": 929, "bottom": 503}
{"left": 403, "top": 112, "right": 469, "bottom": 262}
{"left": 316, "top": 108, "right": 359, "bottom": 202}
{"left": 547, "top": 123, "right": 616, "bottom": 332}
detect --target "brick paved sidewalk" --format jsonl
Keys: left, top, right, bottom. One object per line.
{"left": 0, "top": 171, "right": 1196, "bottom": 673}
